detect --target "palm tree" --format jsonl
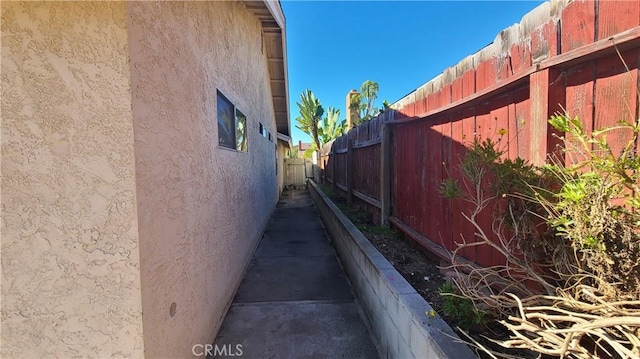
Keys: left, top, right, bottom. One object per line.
{"left": 295, "top": 90, "right": 324, "bottom": 163}
{"left": 319, "top": 107, "right": 347, "bottom": 145}
{"left": 302, "top": 107, "right": 348, "bottom": 158}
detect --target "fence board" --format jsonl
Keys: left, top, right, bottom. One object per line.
{"left": 422, "top": 121, "right": 435, "bottom": 243}
{"left": 476, "top": 100, "right": 497, "bottom": 267}
{"left": 460, "top": 108, "right": 477, "bottom": 261}
{"left": 513, "top": 86, "right": 531, "bottom": 160}
{"left": 561, "top": 0, "right": 595, "bottom": 52}
{"left": 598, "top": 1, "right": 640, "bottom": 40}
{"left": 564, "top": 62, "right": 595, "bottom": 165}
{"left": 439, "top": 119, "right": 454, "bottom": 252}
{"left": 594, "top": 49, "right": 639, "bottom": 156}
{"left": 441, "top": 120, "right": 453, "bottom": 246}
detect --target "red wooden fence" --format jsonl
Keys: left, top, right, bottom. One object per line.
{"left": 324, "top": 0, "right": 640, "bottom": 268}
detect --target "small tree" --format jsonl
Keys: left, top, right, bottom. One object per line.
{"left": 349, "top": 80, "right": 380, "bottom": 125}
{"left": 379, "top": 100, "right": 392, "bottom": 114}
{"left": 287, "top": 146, "right": 299, "bottom": 158}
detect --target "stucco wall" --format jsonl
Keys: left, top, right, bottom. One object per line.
{"left": 126, "top": 2, "right": 279, "bottom": 357}
{"left": 1, "top": 2, "right": 144, "bottom": 357}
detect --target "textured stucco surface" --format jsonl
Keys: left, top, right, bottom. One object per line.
{"left": 1, "top": 2, "right": 144, "bottom": 357}
{"left": 126, "top": 1, "right": 279, "bottom": 357}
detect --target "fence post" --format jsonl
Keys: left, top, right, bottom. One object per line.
{"left": 346, "top": 139, "right": 353, "bottom": 206}
{"left": 529, "top": 69, "right": 551, "bottom": 166}
{"left": 380, "top": 123, "right": 391, "bottom": 227}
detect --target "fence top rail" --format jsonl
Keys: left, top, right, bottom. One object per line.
{"left": 330, "top": 26, "right": 640, "bottom": 146}
{"left": 352, "top": 138, "right": 381, "bottom": 150}
{"left": 384, "top": 25, "right": 640, "bottom": 128}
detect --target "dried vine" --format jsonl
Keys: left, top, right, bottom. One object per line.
{"left": 442, "top": 111, "right": 640, "bottom": 358}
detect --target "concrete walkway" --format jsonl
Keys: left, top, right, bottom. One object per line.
{"left": 212, "top": 189, "right": 380, "bottom": 359}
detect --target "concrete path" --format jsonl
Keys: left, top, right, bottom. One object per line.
{"left": 211, "top": 189, "right": 380, "bottom": 359}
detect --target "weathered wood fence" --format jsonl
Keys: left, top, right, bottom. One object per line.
{"left": 284, "top": 158, "right": 313, "bottom": 188}
{"left": 324, "top": 0, "right": 640, "bottom": 268}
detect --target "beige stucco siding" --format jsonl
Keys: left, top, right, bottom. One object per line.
{"left": 1, "top": 2, "right": 144, "bottom": 358}
{"left": 126, "top": 1, "right": 279, "bottom": 357}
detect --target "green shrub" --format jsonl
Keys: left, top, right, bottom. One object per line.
{"left": 438, "top": 282, "right": 487, "bottom": 331}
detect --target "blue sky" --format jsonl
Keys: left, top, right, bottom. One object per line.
{"left": 281, "top": 0, "right": 544, "bottom": 144}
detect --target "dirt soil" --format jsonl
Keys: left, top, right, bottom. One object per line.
{"left": 318, "top": 185, "right": 533, "bottom": 359}
{"left": 318, "top": 188, "right": 447, "bottom": 317}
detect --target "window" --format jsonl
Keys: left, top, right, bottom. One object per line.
{"left": 217, "top": 91, "right": 235, "bottom": 148}
{"left": 258, "top": 122, "right": 268, "bottom": 138}
{"left": 217, "top": 90, "right": 247, "bottom": 152}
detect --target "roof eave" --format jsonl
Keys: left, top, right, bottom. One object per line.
{"left": 243, "top": 1, "right": 290, "bottom": 137}
{"left": 276, "top": 132, "right": 293, "bottom": 150}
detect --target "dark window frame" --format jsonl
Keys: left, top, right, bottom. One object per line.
{"left": 217, "top": 90, "right": 248, "bottom": 152}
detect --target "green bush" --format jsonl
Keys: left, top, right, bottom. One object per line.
{"left": 438, "top": 282, "right": 487, "bottom": 331}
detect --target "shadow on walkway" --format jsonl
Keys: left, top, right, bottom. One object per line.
{"left": 211, "top": 189, "right": 380, "bottom": 359}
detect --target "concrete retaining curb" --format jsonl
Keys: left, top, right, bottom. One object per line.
{"left": 309, "top": 181, "right": 477, "bottom": 359}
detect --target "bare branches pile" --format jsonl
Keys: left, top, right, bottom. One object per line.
{"left": 442, "top": 112, "right": 640, "bottom": 358}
